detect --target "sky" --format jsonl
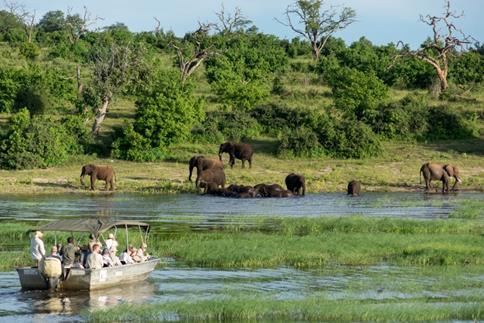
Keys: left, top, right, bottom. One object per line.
{"left": 10, "top": 0, "right": 484, "bottom": 48}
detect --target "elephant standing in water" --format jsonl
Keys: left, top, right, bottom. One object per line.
{"left": 253, "top": 183, "right": 293, "bottom": 198}
{"left": 420, "top": 163, "right": 462, "bottom": 193}
{"left": 347, "top": 180, "right": 361, "bottom": 196}
{"left": 196, "top": 168, "right": 226, "bottom": 193}
{"left": 218, "top": 142, "right": 253, "bottom": 168}
{"left": 188, "top": 155, "right": 223, "bottom": 183}
{"left": 80, "top": 164, "right": 116, "bottom": 191}
{"left": 285, "top": 173, "right": 306, "bottom": 196}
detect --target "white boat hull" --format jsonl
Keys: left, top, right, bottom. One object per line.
{"left": 17, "top": 258, "right": 159, "bottom": 291}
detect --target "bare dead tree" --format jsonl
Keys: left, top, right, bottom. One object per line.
{"left": 276, "top": 0, "right": 356, "bottom": 60}
{"left": 170, "top": 22, "right": 217, "bottom": 84}
{"left": 4, "top": 0, "right": 36, "bottom": 43}
{"left": 65, "top": 6, "right": 103, "bottom": 45}
{"left": 396, "top": 0, "right": 473, "bottom": 92}
{"left": 214, "top": 4, "right": 252, "bottom": 34}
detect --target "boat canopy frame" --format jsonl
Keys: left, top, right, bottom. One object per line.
{"left": 29, "top": 219, "right": 150, "bottom": 238}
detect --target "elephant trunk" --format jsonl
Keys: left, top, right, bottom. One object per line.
{"left": 80, "top": 169, "right": 86, "bottom": 187}
{"left": 302, "top": 183, "right": 306, "bottom": 196}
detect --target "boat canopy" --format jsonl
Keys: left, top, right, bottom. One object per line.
{"left": 30, "top": 219, "right": 150, "bottom": 236}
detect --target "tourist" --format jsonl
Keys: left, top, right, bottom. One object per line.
{"left": 119, "top": 247, "right": 134, "bottom": 265}
{"left": 102, "top": 248, "right": 114, "bottom": 267}
{"left": 50, "top": 245, "right": 62, "bottom": 261}
{"left": 30, "top": 231, "right": 45, "bottom": 266}
{"left": 137, "top": 243, "right": 149, "bottom": 262}
{"left": 105, "top": 233, "right": 118, "bottom": 252}
{"left": 86, "top": 244, "right": 103, "bottom": 269}
{"left": 63, "top": 237, "right": 79, "bottom": 268}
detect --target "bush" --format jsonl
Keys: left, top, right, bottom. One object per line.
{"left": 449, "top": 50, "right": 483, "bottom": 85}
{"left": 278, "top": 127, "right": 322, "bottom": 157}
{"left": 0, "top": 109, "right": 88, "bottom": 169}
{"left": 325, "top": 66, "right": 388, "bottom": 121}
{"left": 371, "top": 95, "right": 478, "bottom": 141}
{"left": 13, "top": 86, "right": 51, "bottom": 115}
{"left": 19, "top": 42, "right": 41, "bottom": 60}
{"left": 191, "top": 111, "right": 261, "bottom": 143}
{"left": 112, "top": 71, "right": 204, "bottom": 161}
{"left": 316, "top": 117, "right": 382, "bottom": 159}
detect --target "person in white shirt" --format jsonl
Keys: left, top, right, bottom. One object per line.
{"left": 105, "top": 233, "right": 118, "bottom": 252}
{"left": 102, "top": 248, "right": 114, "bottom": 267}
{"left": 86, "top": 244, "right": 103, "bottom": 269}
{"left": 30, "top": 231, "right": 45, "bottom": 265}
{"left": 119, "top": 247, "right": 134, "bottom": 265}
{"left": 136, "top": 243, "right": 149, "bottom": 262}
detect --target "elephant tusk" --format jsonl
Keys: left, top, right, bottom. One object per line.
{"left": 457, "top": 178, "right": 462, "bottom": 183}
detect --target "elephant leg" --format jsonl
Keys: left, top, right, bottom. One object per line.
{"left": 229, "top": 157, "right": 235, "bottom": 169}
{"left": 90, "top": 175, "right": 96, "bottom": 191}
{"left": 242, "top": 160, "right": 245, "bottom": 168}
{"left": 104, "top": 180, "right": 108, "bottom": 191}
{"left": 248, "top": 158, "right": 252, "bottom": 168}
{"left": 110, "top": 179, "right": 115, "bottom": 191}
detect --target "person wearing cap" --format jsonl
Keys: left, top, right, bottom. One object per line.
{"left": 86, "top": 243, "right": 103, "bottom": 269}
{"left": 105, "top": 233, "right": 118, "bottom": 252}
{"left": 30, "top": 231, "right": 46, "bottom": 266}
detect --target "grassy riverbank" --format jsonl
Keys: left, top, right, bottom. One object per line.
{"left": 0, "top": 138, "right": 483, "bottom": 194}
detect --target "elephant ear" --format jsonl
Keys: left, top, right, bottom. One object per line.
{"left": 444, "top": 165, "right": 455, "bottom": 177}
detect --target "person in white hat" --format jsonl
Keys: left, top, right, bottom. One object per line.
{"left": 30, "top": 231, "right": 45, "bottom": 266}
{"left": 105, "top": 233, "right": 118, "bottom": 252}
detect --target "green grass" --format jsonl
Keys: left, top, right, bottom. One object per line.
{"left": 2, "top": 216, "right": 483, "bottom": 271}
{"left": 85, "top": 297, "right": 483, "bottom": 322}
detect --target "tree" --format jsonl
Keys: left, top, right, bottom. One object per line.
{"left": 65, "top": 6, "right": 102, "bottom": 45}
{"left": 37, "top": 10, "right": 65, "bottom": 33}
{"left": 397, "top": 0, "right": 473, "bottom": 92}
{"left": 214, "top": 4, "right": 252, "bottom": 34}
{"left": 89, "top": 38, "right": 143, "bottom": 134}
{"left": 170, "top": 23, "right": 216, "bottom": 84}
{"left": 277, "top": 0, "right": 355, "bottom": 60}
{"left": 3, "top": 0, "right": 37, "bottom": 43}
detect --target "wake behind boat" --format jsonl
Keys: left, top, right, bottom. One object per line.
{"left": 16, "top": 218, "right": 160, "bottom": 291}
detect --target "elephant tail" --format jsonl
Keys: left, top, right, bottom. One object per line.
{"left": 419, "top": 167, "right": 422, "bottom": 184}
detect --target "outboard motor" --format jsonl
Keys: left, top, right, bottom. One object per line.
{"left": 39, "top": 257, "right": 62, "bottom": 289}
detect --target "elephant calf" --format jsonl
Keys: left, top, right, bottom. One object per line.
{"left": 347, "top": 180, "right": 361, "bottom": 196}
{"left": 285, "top": 173, "right": 306, "bottom": 196}
{"left": 196, "top": 168, "right": 226, "bottom": 193}
{"left": 80, "top": 164, "right": 116, "bottom": 191}
{"left": 420, "top": 163, "right": 462, "bottom": 193}
{"left": 188, "top": 155, "right": 223, "bottom": 182}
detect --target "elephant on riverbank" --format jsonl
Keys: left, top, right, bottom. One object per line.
{"left": 188, "top": 155, "right": 223, "bottom": 182}
{"left": 285, "top": 173, "right": 306, "bottom": 196}
{"left": 347, "top": 180, "right": 361, "bottom": 196}
{"left": 80, "top": 164, "right": 116, "bottom": 191}
{"left": 218, "top": 142, "right": 253, "bottom": 168}
{"left": 196, "top": 168, "right": 226, "bottom": 193}
{"left": 420, "top": 163, "right": 462, "bottom": 193}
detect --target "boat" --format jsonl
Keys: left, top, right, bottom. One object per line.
{"left": 16, "top": 218, "right": 160, "bottom": 291}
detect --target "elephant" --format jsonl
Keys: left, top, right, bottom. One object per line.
{"left": 347, "top": 180, "right": 361, "bottom": 196}
{"left": 188, "top": 155, "right": 223, "bottom": 182}
{"left": 205, "top": 183, "right": 227, "bottom": 196}
{"left": 253, "top": 183, "right": 286, "bottom": 198}
{"left": 420, "top": 163, "right": 462, "bottom": 193}
{"left": 269, "top": 189, "right": 294, "bottom": 198}
{"left": 226, "top": 184, "right": 254, "bottom": 194}
{"left": 285, "top": 173, "right": 306, "bottom": 196}
{"left": 80, "top": 164, "right": 116, "bottom": 191}
{"left": 196, "top": 168, "right": 226, "bottom": 193}
{"left": 218, "top": 142, "right": 253, "bottom": 168}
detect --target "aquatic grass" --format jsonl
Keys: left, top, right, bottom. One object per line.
{"left": 85, "top": 297, "right": 484, "bottom": 322}
{"left": 1, "top": 217, "right": 483, "bottom": 270}
{"left": 449, "top": 199, "right": 484, "bottom": 219}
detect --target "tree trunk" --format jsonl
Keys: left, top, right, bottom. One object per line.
{"left": 92, "top": 97, "right": 109, "bottom": 135}
{"left": 436, "top": 70, "right": 448, "bottom": 92}
{"left": 311, "top": 42, "right": 320, "bottom": 60}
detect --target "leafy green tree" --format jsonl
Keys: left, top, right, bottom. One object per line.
{"left": 449, "top": 50, "right": 483, "bottom": 85}
{"left": 326, "top": 66, "right": 388, "bottom": 121}
{"left": 37, "top": 10, "right": 65, "bottom": 32}
{"left": 206, "top": 33, "right": 287, "bottom": 111}
{"left": 112, "top": 71, "right": 204, "bottom": 161}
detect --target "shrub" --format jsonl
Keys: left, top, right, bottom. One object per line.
{"left": 191, "top": 111, "right": 261, "bottom": 143}
{"left": 112, "top": 71, "right": 204, "bottom": 161}
{"left": 325, "top": 66, "right": 388, "bottom": 121}
{"left": 13, "top": 86, "right": 51, "bottom": 115}
{"left": 0, "top": 68, "right": 21, "bottom": 112}
{"left": 426, "top": 106, "right": 478, "bottom": 140}
{"left": 316, "top": 117, "right": 382, "bottom": 158}
{"left": 19, "top": 42, "right": 41, "bottom": 60}
{"left": 278, "top": 127, "right": 322, "bottom": 157}
{"left": 449, "top": 50, "right": 483, "bottom": 85}
{"left": 0, "top": 109, "right": 87, "bottom": 169}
